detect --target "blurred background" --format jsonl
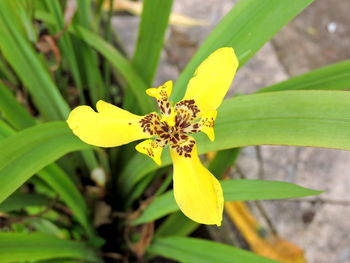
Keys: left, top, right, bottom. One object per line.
{"left": 113, "top": 0, "right": 350, "bottom": 262}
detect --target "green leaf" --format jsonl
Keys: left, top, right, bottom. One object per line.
{"left": 208, "top": 148, "right": 241, "bottom": 179}
{"left": 121, "top": 90, "right": 350, "bottom": 193}
{"left": 0, "top": 232, "right": 100, "bottom": 262}
{"left": 0, "top": 88, "right": 94, "bottom": 236}
{"left": 0, "top": 56, "right": 18, "bottom": 85}
{"left": 28, "top": 218, "right": 68, "bottom": 239}
{"left": 172, "top": 0, "right": 313, "bottom": 101}
{"left": 132, "top": 0, "right": 173, "bottom": 85}
{"left": 259, "top": 60, "right": 350, "bottom": 93}
{"left": 133, "top": 191, "right": 174, "bottom": 225}
{"left": 37, "top": 164, "right": 94, "bottom": 237}
{"left": 0, "top": 122, "right": 90, "bottom": 204}
{"left": 0, "top": 82, "right": 36, "bottom": 130}
{"left": 133, "top": 179, "right": 322, "bottom": 225}
{"left": 198, "top": 90, "right": 350, "bottom": 152}
{"left": 223, "top": 179, "right": 322, "bottom": 200}
{"left": 43, "top": 0, "right": 85, "bottom": 102}
{"left": 75, "top": 0, "right": 108, "bottom": 103}
{"left": 71, "top": 25, "right": 154, "bottom": 114}
{"left": 155, "top": 211, "right": 198, "bottom": 238}
{"left": 75, "top": 0, "right": 92, "bottom": 28}
{"left": 0, "top": 119, "right": 15, "bottom": 139}
{"left": 0, "top": 192, "right": 50, "bottom": 213}
{"left": 0, "top": 1, "right": 69, "bottom": 120}
{"left": 148, "top": 236, "right": 281, "bottom": 263}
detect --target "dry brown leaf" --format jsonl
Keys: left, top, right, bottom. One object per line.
{"left": 54, "top": 0, "right": 77, "bottom": 39}
{"left": 93, "top": 201, "right": 112, "bottom": 227}
{"left": 36, "top": 35, "right": 61, "bottom": 72}
{"left": 127, "top": 196, "right": 154, "bottom": 222}
{"left": 36, "top": 0, "right": 77, "bottom": 71}
{"left": 130, "top": 222, "right": 154, "bottom": 259}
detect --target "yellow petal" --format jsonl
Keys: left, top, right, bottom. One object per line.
{"left": 182, "top": 47, "right": 238, "bottom": 116}
{"left": 146, "top": 81, "right": 174, "bottom": 120}
{"left": 200, "top": 111, "right": 217, "bottom": 141}
{"left": 170, "top": 141, "right": 224, "bottom": 226}
{"left": 135, "top": 139, "right": 163, "bottom": 165}
{"left": 146, "top": 80, "right": 172, "bottom": 100}
{"left": 67, "top": 100, "right": 150, "bottom": 147}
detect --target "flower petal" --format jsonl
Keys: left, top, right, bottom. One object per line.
{"left": 200, "top": 110, "right": 217, "bottom": 141}
{"left": 146, "top": 80, "right": 172, "bottom": 100}
{"left": 181, "top": 47, "right": 238, "bottom": 116}
{"left": 170, "top": 140, "right": 224, "bottom": 226}
{"left": 146, "top": 80, "right": 173, "bottom": 114}
{"left": 135, "top": 139, "right": 163, "bottom": 165}
{"left": 67, "top": 100, "right": 150, "bottom": 147}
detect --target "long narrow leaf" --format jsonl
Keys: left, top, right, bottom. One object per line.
{"left": 37, "top": 165, "right": 93, "bottom": 237}
{"left": 149, "top": 236, "right": 281, "bottom": 263}
{"left": 172, "top": 0, "right": 313, "bottom": 101}
{"left": 43, "top": 0, "right": 85, "bottom": 102}
{"left": 155, "top": 211, "right": 198, "bottom": 238}
{"left": 0, "top": 82, "right": 36, "bottom": 129}
{"left": 0, "top": 56, "right": 18, "bottom": 85}
{"left": 0, "top": 192, "right": 50, "bottom": 213}
{"left": 75, "top": 0, "right": 108, "bottom": 103}
{"left": 71, "top": 25, "right": 154, "bottom": 114}
{"left": 259, "top": 60, "right": 350, "bottom": 93}
{"left": 0, "top": 120, "right": 15, "bottom": 138}
{"left": 0, "top": 122, "right": 90, "bottom": 204}
{"left": 0, "top": 232, "right": 99, "bottom": 262}
{"left": 132, "top": 0, "right": 173, "bottom": 85}
{"left": 0, "top": 2, "right": 69, "bottom": 120}
{"left": 133, "top": 179, "right": 321, "bottom": 225}
{"left": 0, "top": 85, "right": 94, "bottom": 235}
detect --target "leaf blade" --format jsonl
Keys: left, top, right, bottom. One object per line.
{"left": 172, "top": 0, "right": 314, "bottom": 101}
{"left": 0, "top": 2, "right": 69, "bottom": 120}
{"left": 0, "top": 192, "right": 50, "bottom": 213}
{"left": 133, "top": 179, "right": 321, "bottom": 225}
{"left": 71, "top": 25, "right": 154, "bottom": 114}
{"left": 0, "top": 122, "right": 90, "bottom": 204}
{"left": 132, "top": 0, "right": 173, "bottom": 85}
{"left": 148, "top": 236, "right": 281, "bottom": 263}
{"left": 0, "top": 232, "right": 99, "bottom": 262}
{"left": 0, "top": 82, "right": 36, "bottom": 130}
{"left": 259, "top": 60, "right": 350, "bottom": 93}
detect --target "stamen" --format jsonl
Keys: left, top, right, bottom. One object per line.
{"left": 199, "top": 111, "right": 217, "bottom": 141}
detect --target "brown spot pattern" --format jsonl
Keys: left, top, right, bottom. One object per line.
{"left": 139, "top": 99, "right": 210, "bottom": 158}
{"left": 176, "top": 99, "right": 200, "bottom": 120}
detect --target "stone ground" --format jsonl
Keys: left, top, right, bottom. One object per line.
{"left": 113, "top": 1, "right": 350, "bottom": 262}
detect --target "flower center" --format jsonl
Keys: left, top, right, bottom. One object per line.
{"left": 140, "top": 81, "right": 217, "bottom": 158}
{"left": 139, "top": 100, "right": 202, "bottom": 157}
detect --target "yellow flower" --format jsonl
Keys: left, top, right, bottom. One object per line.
{"left": 67, "top": 47, "right": 239, "bottom": 226}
